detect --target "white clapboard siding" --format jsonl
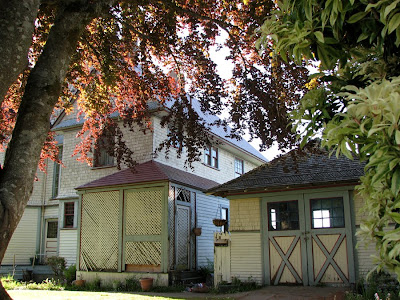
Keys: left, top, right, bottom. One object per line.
{"left": 44, "top": 205, "right": 59, "bottom": 218}
{"left": 230, "top": 232, "right": 263, "bottom": 283}
{"left": 3, "top": 207, "right": 40, "bottom": 265}
{"left": 58, "top": 229, "right": 78, "bottom": 266}
{"left": 196, "top": 192, "right": 229, "bottom": 267}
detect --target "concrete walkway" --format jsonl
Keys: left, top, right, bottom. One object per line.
{"left": 229, "top": 286, "right": 349, "bottom": 300}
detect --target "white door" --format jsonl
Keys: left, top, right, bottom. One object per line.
{"left": 176, "top": 205, "right": 191, "bottom": 270}
{"left": 45, "top": 219, "right": 58, "bottom": 258}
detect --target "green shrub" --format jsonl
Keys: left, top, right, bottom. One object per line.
{"left": 64, "top": 264, "right": 76, "bottom": 284}
{"left": 348, "top": 271, "right": 400, "bottom": 300}
{"left": 46, "top": 256, "right": 66, "bottom": 278}
{"left": 125, "top": 277, "right": 140, "bottom": 291}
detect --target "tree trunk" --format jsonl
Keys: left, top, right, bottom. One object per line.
{"left": 0, "top": 0, "right": 41, "bottom": 104}
{"left": 0, "top": 2, "right": 94, "bottom": 298}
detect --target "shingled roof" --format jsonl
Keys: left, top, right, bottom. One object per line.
{"left": 76, "top": 160, "right": 219, "bottom": 191}
{"left": 208, "top": 150, "right": 365, "bottom": 197}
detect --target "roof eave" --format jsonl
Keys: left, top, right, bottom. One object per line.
{"left": 210, "top": 180, "right": 360, "bottom": 198}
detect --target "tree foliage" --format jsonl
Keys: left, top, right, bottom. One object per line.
{"left": 0, "top": 1, "right": 308, "bottom": 298}
{"left": 258, "top": 0, "right": 400, "bottom": 279}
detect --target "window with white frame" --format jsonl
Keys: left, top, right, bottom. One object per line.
{"left": 52, "top": 145, "right": 63, "bottom": 198}
{"left": 204, "top": 146, "right": 218, "bottom": 168}
{"left": 234, "top": 158, "right": 244, "bottom": 178}
{"left": 94, "top": 134, "right": 114, "bottom": 167}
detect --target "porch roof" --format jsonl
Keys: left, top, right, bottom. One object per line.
{"left": 76, "top": 160, "right": 219, "bottom": 191}
{"left": 208, "top": 149, "right": 365, "bottom": 197}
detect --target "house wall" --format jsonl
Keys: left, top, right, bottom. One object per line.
{"left": 230, "top": 232, "right": 263, "bottom": 283}
{"left": 227, "top": 197, "right": 263, "bottom": 283}
{"left": 58, "top": 229, "right": 78, "bottom": 266}
{"left": 152, "top": 116, "right": 259, "bottom": 184}
{"left": 192, "top": 189, "right": 229, "bottom": 268}
{"left": 3, "top": 207, "right": 40, "bottom": 265}
{"left": 352, "top": 192, "right": 379, "bottom": 278}
{"left": 3, "top": 109, "right": 263, "bottom": 270}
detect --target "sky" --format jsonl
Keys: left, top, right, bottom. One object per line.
{"left": 209, "top": 36, "right": 282, "bottom": 161}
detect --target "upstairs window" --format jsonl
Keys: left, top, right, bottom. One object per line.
{"left": 64, "top": 202, "right": 75, "bottom": 228}
{"left": 94, "top": 134, "right": 114, "bottom": 167}
{"left": 234, "top": 158, "right": 244, "bottom": 178}
{"left": 204, "top": 146, "right": 218, "bottom": 168}
{"left": 52, "top": 146, "right": 63, "bottom": 198}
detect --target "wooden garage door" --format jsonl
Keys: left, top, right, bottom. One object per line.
{"left": 265, "top": 191, "right": 355, "bottom": 286}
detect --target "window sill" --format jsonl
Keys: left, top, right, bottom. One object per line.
{"left": 91, "top": 165, "right": 116, "bottom": 170}
{"left": 60, "top": 227, "right": 77, "bottom": 230}
{"left": 202, "top": 163, "right": 220, "bottom": 171}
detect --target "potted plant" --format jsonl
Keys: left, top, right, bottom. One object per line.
{"left": 193, "top": 227, "right": 202, "bottom": 236}
{"left": 139, "top": 277, "right": 153, "bottom": 291}
{"left": 213, "top": 219, "right": 227, "bottom": 227}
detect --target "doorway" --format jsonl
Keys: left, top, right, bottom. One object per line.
{"left": 264, "top": 191, "right": 355, "bottom": 286}
{"left": 45, "top": 219, "right": 58, "bottom": 258}
{"left": 176, "top": 205, "right": 191, "bottom": 270}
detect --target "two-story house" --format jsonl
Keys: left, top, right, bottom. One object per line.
{"left": 1, "top": 99, "right": 266, "bottom": 285}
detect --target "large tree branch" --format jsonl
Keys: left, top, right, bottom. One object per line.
{"left": 0, "top": 0, "right": 41, "bottom": 105}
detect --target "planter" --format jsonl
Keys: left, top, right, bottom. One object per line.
{"left": 193, "top": 227, "right": 202, "bottom": 236}
{"left": 213, "top": 219, "right": 227, "bottom": 227}
{"left": 74, "top": 279, "right": 86, "bottom": 287}
{"left": 139, "top": 277, "right": 153, "bottom": 291}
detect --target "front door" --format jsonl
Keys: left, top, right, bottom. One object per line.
{"left": 176, "top": 205, "right": 191, "bottom": 270}
{"left": 45, "top": 219, "right": 58, "bottom": 258}
{"left": 265, "top": 191, "right": 354, "bottom": 286}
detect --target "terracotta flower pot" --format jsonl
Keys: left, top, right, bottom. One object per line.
{"left": 74, "top": 279, "right": 86, "bottom": 286}
{"left": 139, "top": 277, "right": 153, "bottom": 291}
{"left": 193, "top": 227, "right": 202, "bottom": 236}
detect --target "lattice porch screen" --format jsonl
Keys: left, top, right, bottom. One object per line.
{"left": 80, "top": 191, "right": 119, "bottom": 271}
{"left": 124, "top": 188, "right": 163, "bottom": 269}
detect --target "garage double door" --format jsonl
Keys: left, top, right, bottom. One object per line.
{"left": 263, "top": 191, "right": 355, "bottom": 286}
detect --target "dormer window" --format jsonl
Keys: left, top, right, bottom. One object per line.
{"left": 204, "top": 146, "right": 218, "bottom": 168}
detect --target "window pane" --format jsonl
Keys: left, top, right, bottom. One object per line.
{"left": 311, "top": 197, "right": 344, "bottom": 229}
{"left": 268, "top": 201, "right": 299, "bottom": 231}
{"left": 47, "top": 221, "right": 58, "bottom": 238}
{"left": 64, "top": 202, "right": 75, "bottom": 228}
{"left": 234, "top": 158, "right": 244, "bottom": 177}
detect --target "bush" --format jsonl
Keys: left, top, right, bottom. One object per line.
{"left": 348, "top": 271, "right": 400, "bottom": 300}
{"left": 64, "top": 264, "right": 76, "bottom": 284}
{"left": 46, "top": 256, "right": 66, "bottom": 278}
{"left": 125, "top": 277, "right": 140, "bottom": 291}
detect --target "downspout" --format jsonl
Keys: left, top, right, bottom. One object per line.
{"left": 39, "top": 160, "right": 48, "bottom": 263}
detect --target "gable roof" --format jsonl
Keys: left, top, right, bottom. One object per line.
{"left": 208, "top": 150, "right": 365, "bottom": 197}
{"left": 76, "top": 160, "right": 219, "bottom": 191}
{"left": 52, "top": 98, "right": 267, "bottom": 162}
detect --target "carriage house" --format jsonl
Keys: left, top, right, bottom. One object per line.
{"left": 209, "top": 150, "right": 377, "bottom": 286}
{"left": 0, "top": 99, "right": 266, "bottom": 284}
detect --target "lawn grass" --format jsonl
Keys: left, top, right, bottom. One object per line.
{"left": 7, "top": 290, "right": 234, "bottom": 300}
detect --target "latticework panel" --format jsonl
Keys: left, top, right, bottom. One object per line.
{"left": 125, "top": 189, "right": 162, "bottom": 235}
{"left": 125, "top": 241, "right": 161, "bottom": 265}
{"left": 168, "top": 187, "right": 175, "bottom": 270}
{"left": 80, "top": 191, "right": 119, "bottom": 271}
